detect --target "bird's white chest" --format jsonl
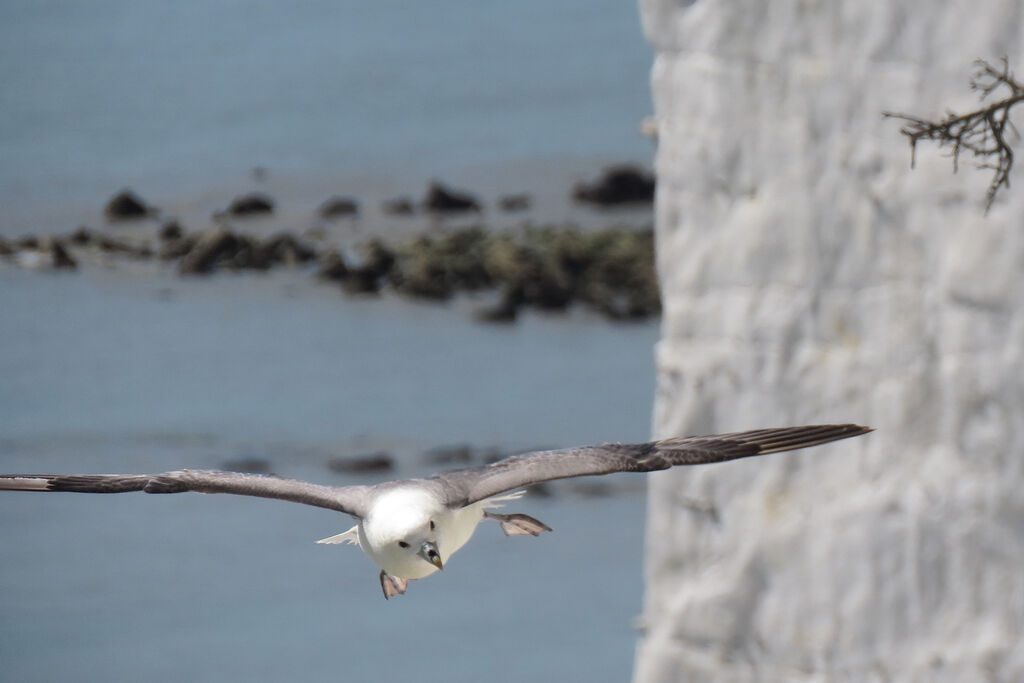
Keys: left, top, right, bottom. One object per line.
{"left": 358, "top": 487, "right": 485, "bottom": 579}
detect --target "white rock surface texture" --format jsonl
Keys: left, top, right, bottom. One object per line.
{"left": 634, "top": 1, "right": 1024, "bottom": 681}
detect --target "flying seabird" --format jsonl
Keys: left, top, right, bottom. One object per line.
{"left": 0, "top": 424, "right": 870, "bottom": 599}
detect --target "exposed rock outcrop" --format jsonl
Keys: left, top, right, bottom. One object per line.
{"left": 572, "top": 165, "right": 654, "bottom": 206}
{"left": 104, "top": 189, "right": 154, "bottom": 220}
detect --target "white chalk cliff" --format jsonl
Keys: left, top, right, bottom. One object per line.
{"left": 635, "top": 1, "right": 1024, "bottom": 680}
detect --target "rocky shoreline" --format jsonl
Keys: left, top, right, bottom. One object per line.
{"left": 1, "top": 166, "right": 659, "bottom": 323}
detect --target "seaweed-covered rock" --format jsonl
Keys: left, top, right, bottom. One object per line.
{"left": 391, "top": 239, "right": 456, "bottom": 300}
{"left": 160, "top": 233, "right": 198, "bottom": 261}
{"left": 572, "top": 165, "right": 655, "bottom": 206}
{"left": 342, "top": 239, "right": 395, "bottom": 294}
{"left": 436, "top": 228, "right": 492, "bottom": 290}
{"left": 423, "top": 181, "right": 480, "bottom": 213}
{"left": 316, "top": 249, "right": 350, "bottom": 282}
{"left": 262, "top": 233, "right": 317, "bottom": 266}
{"left": 104, "top": 189, "right": 153, "bottom": 220}
{"left": 318, "top": 196, "right": 359, "bottom": 219}
{"left": 177, "top": 229, "right": 264, "bottom": 274}
{"left": 575, "top": 229, "right": 660, "bottom": 319}
{"left": 486, "top": 238, "right": 573, "bottom": 311}
{"left": 360, "top": 239, "right": 395, "bottom": 278}
{"left": 390, "top": 228, "right": 493, "bottom": 300}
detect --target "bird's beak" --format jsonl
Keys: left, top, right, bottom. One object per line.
{"left": 419, "top": 541, "right": 443, "bottom": 571}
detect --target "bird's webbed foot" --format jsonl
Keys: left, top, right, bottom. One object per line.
{"left": 380, "top": 570, "right": 410, "bottom": 600}
{"left": 484, "top": 511, "right": 552, "bottom": 536}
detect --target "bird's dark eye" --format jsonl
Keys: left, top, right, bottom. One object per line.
{"left": 398, "top": 541, "right": 410, "bottom": 548}
{"left": 429, "top": 520, "right": 435, "bottom": 530}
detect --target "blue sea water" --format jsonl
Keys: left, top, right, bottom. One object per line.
{"left": 0, "top": 3, "right": 657, "bottom": 680}
{"left": 0, "top": 268, "right": 659, "bottom": 683}
{"left": 0, "top": 0, "right": 654, "bottom": 233}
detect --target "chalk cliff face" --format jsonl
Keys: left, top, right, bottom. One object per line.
{"left": 635, "top": 1, "right": 1024, "bottom": 680}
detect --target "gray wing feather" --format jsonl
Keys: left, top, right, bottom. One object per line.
{"left": 434, "top": 424, "right": 871, "bottom": 507}
{"left": 0, "top": 470, "right": 371, "bottom": 518}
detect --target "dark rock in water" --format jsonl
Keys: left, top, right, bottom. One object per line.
{"left": 423, "top": 181, "right": 480, "bottom": 213}
{"left": 7, "top": 237, "right": 77, "bottom": 269}
{"left": 160, "top": 233, "right": 198, "bottom": 261}
{"left": 105, "top": 189, "right": 153, "bottom": 220}
{"left": 502, "top": 257, "right": 572, "bottom": 311}
{"left": 498, "top": 194, "right": 531, "bottom": 212}
{"left": 436, "top": 228, "right": 492, "bottom": 290}
{"left": 382, "top": 197, "right": 415, "bottom": 216}
{"left": 95, "top": 234, "right": 153, "bottom": 259}
{"left": 422, "top": 444, "right": 474, "bottom": 465}
{"left": 390, "top": 228, "right": 493, "bottom": 302}
{"left": 48, "top": 239, "right": 77, "bottom": 269}
{"left": 68, "top": 227, "right": 94, "bottom": 246}
{"left": 178, "top": 229, "right": 248, "bottom": 275}
{"left": 328, "top": 452, "right": 394, "bottom": 474}
{"left": 572, "top": 165, "right": 655, "bottom": 206}
{"left": 159, "top": 221, "right": 184, "bottom": 241}
{"left": 363, "top": 239, "right": 396, "bottom": 276}
{"left": 319, "top": 196, "right": 359, "bottom": 218}
{"left": 220, "top": 458, "right": 273, "bottom": 474}
{"left": 574, "top": 229, "right": 660, "bottom": 320}
{"left": 390, "top": 240, "right": 455, "bottom": 300}
{"left": 473, "top": 226, "right": 660, "bottom": 321}
{"left": 342, "top": 269, "right": 383, "bottom": 295}
{"left": 227, "top": 193, "right": 274, "bottom": 216}
{"left": 342, "top": 239, "right": 395, "bottom": 294}
{"left": 263, "top": 233, "right": 317, "bottom": 265}
{"left": 478, "top": 234, "right": 573, "bottom": 311}
{"left": 316, "top": 249, "right": 350, "bottom": 282}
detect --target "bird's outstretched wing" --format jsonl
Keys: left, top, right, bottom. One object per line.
{"left": 434, "top": 424, "right": 871, "bottom": 508}
{"left": 0, "top": 470, "right": 371, "bottom": 518}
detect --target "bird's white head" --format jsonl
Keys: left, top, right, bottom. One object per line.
{"left": 361, "top": 486, "right": 446, "bottom": 579}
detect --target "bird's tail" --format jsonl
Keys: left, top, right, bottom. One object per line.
{"left": 480, "top": 490, "right": 526, "bottom": 509}
{"left": 315, "top": 525, "right": 361, "bottom": 546}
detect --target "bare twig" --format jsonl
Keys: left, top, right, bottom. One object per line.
{"left": 883, "top": 58, "right": 1024, "bottom": 212}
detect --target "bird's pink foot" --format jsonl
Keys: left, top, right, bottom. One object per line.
{"left": 380, "top": 570, "right": 410, "bottom": 599}
{"left": 484, "top": 511, "right": 552, "bottom": 536}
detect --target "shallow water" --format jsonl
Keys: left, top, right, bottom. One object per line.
{"left": 0, "top": 266, "right": 659, "bottom": 682}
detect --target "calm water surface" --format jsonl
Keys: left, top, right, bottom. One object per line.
{"left": 0, "top": 0, "right": 653, "bottom": 233}
{"left": 0, "top": 267, "right": 659, "bottom": 682}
